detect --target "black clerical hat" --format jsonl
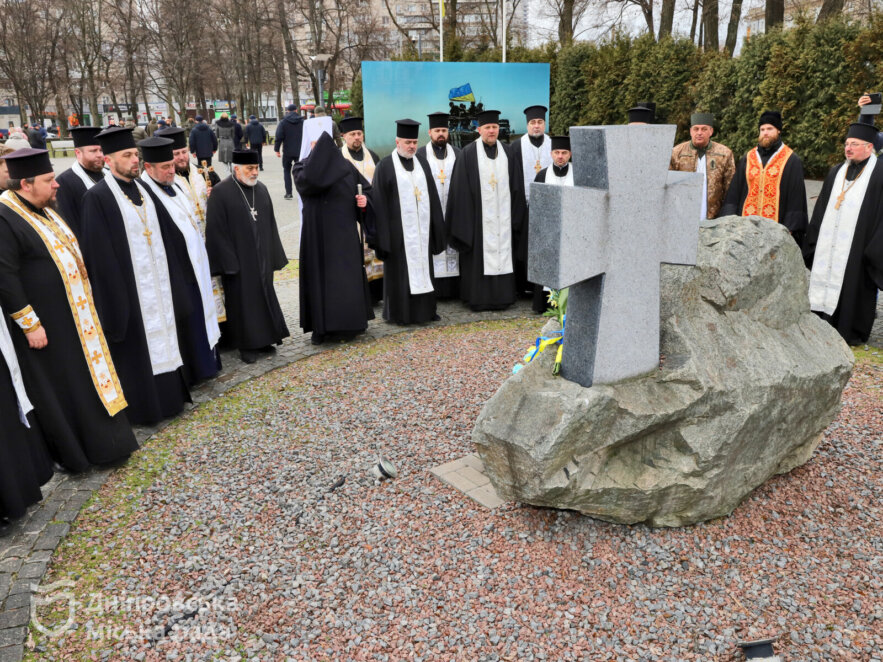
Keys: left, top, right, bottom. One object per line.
{"left": 95, "top": 126, "right": 136, "bottom": 154}
{"left": 427, "top": 112, "right": 449, "bottom": 130}
{"left": 232, "top": 149, "right": 259, "bottom": 165}
{"left": 758, "top": 110, "right": 783, "bottom": 131}
{"left": 70, "top": 126, "right": 102, "bottom": 148}
{"left": 627, "top": 106, "right": 654, "bottom": 124}
{"left": 396, "top": 119, "right": 420, "bottom": 139}
{"left": 476, "top": 110, "right": 501, "bottom": 126}
{"left": 846, "top": 121, "right": 878, "bottom": 144}
{"left": 524, "top": 105, "right": 547, "bottom": 122}
{"left": 339, "top": 117, "right": 364, "bottom": 134}
{"left": 550, "top": 135, "right": 571, "bottom": 152}
{"left": 138, "top": 137, "right": 175, "bottom": 163}
{"left": 4, "top": 148, "right": 53, "bottom": 179}
{"left": 636, "top": 101, "right": 656, "bottom": 112}
{"left": 155, "top": 127, "right": 187, "bottom": 150}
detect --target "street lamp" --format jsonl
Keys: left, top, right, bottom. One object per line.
{"left": 310, "top": 54, "right": 332, "bottom": 110}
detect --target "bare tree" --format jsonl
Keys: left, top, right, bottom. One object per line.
{"left": 765, "top": 0, "right": 784, "bottom": 30}
{"left": 725, "top": 0, "right": 743, "bottom": 54}
{"left": 702, "top": 0, "right": 718, "bottom": 50}
{"left": 542, "top": 0, "right": 593, "bottom": 44}
{"left": 658, "top": 0, "right": 676, "bottom": 39}
{"left": 816, "top": 0, "right": 844, "bottom": 21}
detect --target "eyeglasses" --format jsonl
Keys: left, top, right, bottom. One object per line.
{"left": 844, "top": 141, "right": 870, "bottom": 148}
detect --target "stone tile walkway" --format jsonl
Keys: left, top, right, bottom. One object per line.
{"left": 431, "top": 453, "right": 505, "bottom": 509}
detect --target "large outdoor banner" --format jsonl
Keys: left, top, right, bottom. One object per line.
{"left": 361, "top": 61, "right": 551, "bottom": 157}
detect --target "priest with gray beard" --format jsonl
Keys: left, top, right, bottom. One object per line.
{"left": 205, "top": 150, "right": 289, "bottom": 364}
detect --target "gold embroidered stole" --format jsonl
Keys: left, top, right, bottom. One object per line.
{"left": 341, "top": 146, "right": 376, "bottom": 181}
{"left": 0, "top": 191, "right": 127, "bottom": 416}
{"left": 741, "top": 145, "right": 793, "bottom": 221}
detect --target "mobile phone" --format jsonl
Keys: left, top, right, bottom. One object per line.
{"left": 862, "top": 92, "right": 882, "bottom": 115}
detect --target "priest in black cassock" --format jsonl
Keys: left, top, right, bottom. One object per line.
{"left": 339, "top": 116, "right": 383, "bottom": 304}
{"left": 369, "top": 119, "right": 446, "bottom": 325}
{"left": 79, "top": 127, "right": 192, "bottom": 425}
{"left": 138, "top": 136, "right": 221, "bottom": 383}
{"left": 530, "top": 135, "right": 574, "bottom": 313}
{"left": 420, "top": 112, "right": 461, "bottom": 300}
{"left": 54, "top": 126, "right": 105, "bottom": 239}
{"left": 447, "top": 109, "right": 525, "bottom": 311}
{"left": 1, "top": 299, "right": 52, "bottom": 529}
{"left": 720, "top": 110, "right": 808, "bottom": 246}
{"left": 0, "top": 148, "right": 137, "bottom": 471}
{"left": 508, "top": 105, "right": 552, "bottom": 296}
{"left": 205, "top": 150, "right": 289, "bottom": 364}
{"left": 294, "top": 132, "right": 374, "bottom": 345}
{"left": 803, "top": 121, "right": 883, "bottom": 345}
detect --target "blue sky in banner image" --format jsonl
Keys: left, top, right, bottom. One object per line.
{"left": 361, "top": 61, "right": 551, "bottom": 157}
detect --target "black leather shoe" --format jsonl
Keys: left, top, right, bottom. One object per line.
{"left": 311, "top": 333, "right": 325, "bottom": 345}
{"left": 284, "top": 193, "right": 293, "bottom": 200}
{"left": 239, "top": 350, "right": 260, "bottom": 364}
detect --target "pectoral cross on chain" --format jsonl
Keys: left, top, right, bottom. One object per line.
{"left": 535, "top": 159, "right": 542, "bottom": 174}
{"left": 438, "top": 169, "right": 446, "bottom": 185}
{"left": 834, "top": 191, "right": 845, "bottom": 210}
{"left": 414, "top": 186, "right": 422, "bottom": 202}
{"left": 489, "top": 172, "right": 497, "bottom": 191}
{"left": 143, "top": 228, "right": 153, "bottom": 246}
{"left": 250, "top": 208, "right": 258, "bottom": 221}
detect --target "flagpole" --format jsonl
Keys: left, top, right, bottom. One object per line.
{"left": 439, "top": 0, "right": 444, "bottom": 62}
{"left": 502, "top": 0, "right": 507, "bottom": 63}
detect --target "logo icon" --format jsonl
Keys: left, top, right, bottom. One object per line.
{"left": 31, "top": 580, "right": 77, "bottom": 638}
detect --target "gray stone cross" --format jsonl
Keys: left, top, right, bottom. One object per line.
{"left": 528, "top": 125, "right": 703, "bottom": 388}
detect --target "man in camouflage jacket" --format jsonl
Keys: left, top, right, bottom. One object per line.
{"left": 669, "top": 112, "right": 735, "bottom": 219}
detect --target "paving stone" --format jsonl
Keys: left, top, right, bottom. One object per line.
{"left": 0, "top": 626, "right": 26, "bottom": 647}
{"left": 0, "top": 645, "right": 24, "bottom": 662}
{"left": 466, "top": 484, "right": 506, "bottom": 509}
{"left": 16, "top": 562, "right": 47, "bottom": 580}
{"left": 7, "top": 581, "right": 34, "bottom": 597}
{"left": 0, "top": 608, "right": 29, "bottom": 629}
{"left": 1, "top": 593, "right": 32, "bottom": 611}
{"left": 0, "top": 559, "right": 22, "bottom": 575}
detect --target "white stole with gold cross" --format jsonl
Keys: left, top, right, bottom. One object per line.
{"left": 104, "top": 173, "right": 182, "bottom": 375}
{"left": 0, "top": 191, "right": 128, "bottom": 416}
{"left": 520, "top": 133, "right": 551, "bottom": 204}
{"left": 423, "top": 144, "right": 459, "bottom": 279}
{"left": 808, "top": 154, "right": 876, "bottom": 315}
{"left": 140, "top": 173, "right": 221, "bottom": 349}
{"left": 390, "top": 154, "right": 434, "bottom": 295}
{"left": 475, "top": 141, "right": 513, "bottom": 276}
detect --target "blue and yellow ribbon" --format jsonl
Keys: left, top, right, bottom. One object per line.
{"left": 513, "top": 314, "right": 566, "bottom": 376}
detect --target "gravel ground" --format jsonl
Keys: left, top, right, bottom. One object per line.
{"left": 24, "top": 318, "right": 882, "bottom": 661}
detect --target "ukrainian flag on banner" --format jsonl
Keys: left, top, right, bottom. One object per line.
{"left": 449, "top": 83, "right": 475, "bottom": 102}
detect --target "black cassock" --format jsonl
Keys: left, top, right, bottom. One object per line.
{"left": 205, "top": 176, "right": 289, "bottom": 350}
{"left": 0, "top": 204, "right": 137, "bottom": 469}
{"left": 0, "top": 336, "right": 53, "bottom": 519}
{"left": 507, "top": 136, "right": 543, "bottom": 295}
{"left": 294, "top": 133, "right": 374, "bottom": 336}
{"left": 720, "top": 143, "right": 808, "bottom": 244}
{"left": 141, "top": 181, "right": 220, "bottom": 384}
{"left": 803, "top": 158, "right": 883, "bottom": 345}
{"left": 446, "top": 140, "right": 525, "bottom": 311}
{"left": 54, "top": 166, "right": 103, "bottom": 240}
{"left": 79, "top": 178, "right": 192, "bottom": 426}
{"left": 369, "top": 152, "right": 447, "bottom": 324}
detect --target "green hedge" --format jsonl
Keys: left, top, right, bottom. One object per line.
{"left": 353, "top": 17, "right": 882, "bottom": 177}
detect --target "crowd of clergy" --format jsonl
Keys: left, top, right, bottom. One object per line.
{"left": 1, "top": 95, "right": 881, "bottom": 531}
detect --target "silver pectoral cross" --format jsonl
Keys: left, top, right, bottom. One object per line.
{"left": 250, "top": 207, "right": 258, "bottom": 221}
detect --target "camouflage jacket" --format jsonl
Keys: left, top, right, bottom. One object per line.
{"left": 669, "top": 140, "right": 735, "bottom": 219}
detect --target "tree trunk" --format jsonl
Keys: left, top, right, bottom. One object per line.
{"left": 725, "top": 0, "right": 743, "bottom": 54}
{"left": 658, "top": 0, "right": 676, "bottom": 39}
{"left": 558, "top": 0, "right": 574, "bottom": 45}
{"left": 277, "top": 0, "right": 301, "bottom": 104}
{"left": 703, "top": 0, "right": 719, "bottom": 51}
{"left": 641, "top": 0, "right": 654, "bottom": 35}
{"left": 765, "top": 0, "right": 784, "bottom": 30}
{"left": 816, "top": 0, "right": 844, "bottom": 21}
{"left": 690, "top": 0, "right": 701, "bottom": 42}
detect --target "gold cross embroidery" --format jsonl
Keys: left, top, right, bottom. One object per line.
{"left": 489, "top": 172, "right": 497, "bottom": 190}
{"left": 438, "top": 169, "right": 446, "bottom": 185}
{"left": 76, "top": 296, "right": 88, "bottom": 310}
{"left": 535, "top": 159, "right": 542, "bottom": 173}
{"left": 91, "top": 350, "right": 102, "bottom": 365}
{"left": 414, "top": 186, "right": 422, "bottom": 202}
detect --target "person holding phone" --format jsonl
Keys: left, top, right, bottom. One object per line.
{"left": 857, "top": 93, "right": 883, "bottom": 153}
